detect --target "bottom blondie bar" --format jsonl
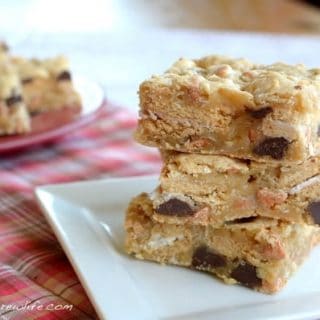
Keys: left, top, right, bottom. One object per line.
{"left": 125, "top": 193, "right": 320, "bottom": 294}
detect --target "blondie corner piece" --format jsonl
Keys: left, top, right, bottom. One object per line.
{"left": 125, "top": 193, "right": 320, "bottom": 294}
{"left": 150, "top": 151, "right": 320, "bottom": 226}
{"left": 135, "top": 55, "right": 320, "bottom": 163}
{"left": 12, "top": 55, "right": 82, "bottom": 114}
{"left": 0, "top": 63, "right": 30, "bottom": 135}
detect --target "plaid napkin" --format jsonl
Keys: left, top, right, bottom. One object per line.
{"left": 0, "top": 104, "right": 160, "bottom": 320}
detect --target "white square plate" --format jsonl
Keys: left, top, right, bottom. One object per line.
{"left": 35, "top": 176, "right": 320, "bottom": 320}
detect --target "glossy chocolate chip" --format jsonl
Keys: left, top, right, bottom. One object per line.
{"left": 253, "top": 137, "right": 290, "bottom": 160}
{"left": 192, "top": 246, "right": 227, "bottom": 269}
{"left": 56, "top": 71, "right": 71, "bottom": 81}
{"left": 247, "top": 175, "right": 256, "bottom": 183}
{"left": 307, "top": 201, "right": 320, "bottom": 225}
{"left": 246, "top": 106, "right": 273, "bottom": 119}
{"left": 155, "top": 198, "right": 195, "bottom": 217}
{"left": 22, "top": 77, "right": 33, "bottom": 84}
{"left": 5, "top": 95, "right": 22, "bottom": 107}
{"left": 230, "top": 262, "right": 262, "bottom": 288}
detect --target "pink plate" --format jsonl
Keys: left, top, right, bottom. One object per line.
{"left": 0, "top": 76, "right": 105, "bottom": 153}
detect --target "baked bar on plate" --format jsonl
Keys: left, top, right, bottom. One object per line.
{"left": 135, "top": 55, "right": 320, "bottom": 163}
{"left": 12, "top": 55, "right": 82, "bottom": 115}
{"left": 125, "top": 193, "right": 320, "bottom": 294}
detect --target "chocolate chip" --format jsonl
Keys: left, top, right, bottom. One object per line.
{"left": 246, "top": 106, "right": 273, "bottom": 119}
{"left": 5, "top": 95, "right": 22, "bottom": 107}
{"left": 317, "top": 125, "right": 320, "bottom": 137}
{"left": 247, "top": 175, "right": 256, "bottom": 183}
{"left": 294, "top": 85, "right": 302, "bottom": 90}
{"left": 22, "top": 77, "right": 33, "bottom": 84}
{"left": 228, "top": 216, "right": 257, "bottom": 224}
{"left": 253, "top": 137, "right": 290, "bottom": 160}
{"left": 307, "top": 201, "right": 320, "bottom": 225}
{"left": 239, "top": 159, "right": 251, "bottom": 165}
{"left": 231, "top": 262, "right": 262, "bottom": 288}
{"left": 192, "top": 246, "right": 227, "bottom": 269}
{"left": 56, "top": 71, "right": 71, "bottom": 81}
{"left": 155, "top": 198, "right": 195, "bottom": 217}
{"left": 30, "top": 111, "right": 40, "bottom": 117}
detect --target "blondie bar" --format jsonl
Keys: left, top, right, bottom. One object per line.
{"left": 12, "top": 56, "right": 82, "bottom": 114}
{"left": 0, "top": 62, "right": 30, "bottom": 135}
{"left": 125, "top": 193, "right": 320, "bottom": 294}
{"left": 135, "top": 56, "right": 320, "bottom": 163}
{"left": 151, "top": 151, "right": 320, "bottom": 226}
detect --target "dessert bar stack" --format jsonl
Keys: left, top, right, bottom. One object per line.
{"left": 125, "top": 55, "right": 320, "bottom": 294}
{"left": 0, "top": 42, "right": 81, "bottom": 136}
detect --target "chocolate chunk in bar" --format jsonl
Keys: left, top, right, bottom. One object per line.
{"left": 22, "top": 77, "right": 33, "bottom": 84}
{"left": 228, "top": 216, "right": 257, "bottom": 224}
{"left": 155, "top": 198, "right": 195, "bottom": 216}
{"left": 253, "top": 137, "right": 290, "bottom": 160}
{"left": 246, "top": 106, "right": 273, "bottom": 119}
{"left": 317, "top": 125, "right": 320, "bottom": 137}
{"left": 192, "top": 246, "right": 227, "bottom": 269}
{"left": 231, "top": 262, "right": 262, "bottom": 288}
{"left": 5, "top": 95, "right": 22, "bottom": 107}
{"left": 247, "top": 175, "right": 256, "bottom": 183}
{"left": 57, "top": 71, "right": 71, "bottom": 81}
{"left": 307, "top": 201, "right": 320, "bottom": 225}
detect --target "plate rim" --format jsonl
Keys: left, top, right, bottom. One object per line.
{"left": 35, "top": 176, "right": 158, "bottom": 320}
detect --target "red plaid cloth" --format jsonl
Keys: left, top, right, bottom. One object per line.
{"left": 0, "top": 104, "right": 161, "bottom": 319}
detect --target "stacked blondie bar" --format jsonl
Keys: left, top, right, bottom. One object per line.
{"left": 0, "top": 42, "right": 81, "bottom": 135}
{"left": 125, "top": 55, "right": 320, "bottom": 294}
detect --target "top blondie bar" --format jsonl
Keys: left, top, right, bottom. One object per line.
{"left": 135, "top": 55, "right": 320, "bottom": 163}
